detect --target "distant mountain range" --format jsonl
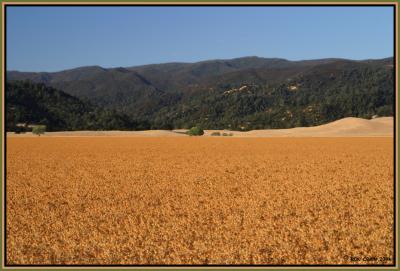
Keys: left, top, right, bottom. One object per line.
{"left": 7, "top": 56, "right": 394, "bottom": 131}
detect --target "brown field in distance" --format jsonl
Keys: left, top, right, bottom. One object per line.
{"left": 7, "top": 117, "right": 394, "bottom": 138}
{"left": 6, "top": 137, "right": 394, "bottom": 265}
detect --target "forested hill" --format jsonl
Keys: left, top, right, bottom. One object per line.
{"left": 6, "top": 81, "right": 149, "bottom": 131}
{"left": 6, "top": 56, "right": 394, "bottom": 131}
{"left": 152, "top": 58, "right": 394, "bottom": 130}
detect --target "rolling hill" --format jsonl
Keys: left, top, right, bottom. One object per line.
{"left": 6, "top": 81, "right": 149, "bottom": 131}
{"left": 6, "top": 56, "right": 394, "bottom": 131}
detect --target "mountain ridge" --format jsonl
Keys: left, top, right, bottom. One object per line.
{"left": 6, "top": 56, "right": 394, "bottom": 131}
{"left": 7, "top": 55, "right": 393, "bottom": 73}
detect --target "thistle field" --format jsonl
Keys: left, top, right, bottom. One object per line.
{"left": 6, "top": 137, "right": 394, "bottom": 265}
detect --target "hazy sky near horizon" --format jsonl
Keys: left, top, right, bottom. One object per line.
{"left": 7, "top": 6, "right": 394, "bottom": 72}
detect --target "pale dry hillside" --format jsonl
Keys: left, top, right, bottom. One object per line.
{"left": 7, "top": 117, "right": 394, "bottom": 137}
{"left": 209, "top": 117, "right": 394, "bottom": 137}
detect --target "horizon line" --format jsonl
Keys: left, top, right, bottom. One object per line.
{"left": 6, "top": 55, "right": 394, "bottom": 73}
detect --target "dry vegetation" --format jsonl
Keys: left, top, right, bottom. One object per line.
{"left": 6, "top": 137, "right": 394, "bottom": 265}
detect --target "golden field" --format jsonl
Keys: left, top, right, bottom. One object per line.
{"left": 6, "top": 137, "right": 394, "bottom": 265}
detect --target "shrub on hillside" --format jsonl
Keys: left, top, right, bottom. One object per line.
{"left": 32, "top": 125, "right": 46, "bottom": 136}
{"left": 187, "top": 126, "right": 204, "bottom": 136}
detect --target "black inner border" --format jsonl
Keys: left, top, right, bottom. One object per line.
{"left": 2, "top": 3, "right": 397, "bottom": 268}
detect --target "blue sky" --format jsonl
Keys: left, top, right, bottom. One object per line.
{"left": 7, "top": 6, "right": 394, "bottom": 72}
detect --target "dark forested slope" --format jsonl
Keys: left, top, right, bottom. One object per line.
{"left": 152, "top": 59, "right": 393, "bottom": 130}
{"left": 6, "top": 81, "right": 149, "bottom": 131}
{"left": 7, "top": 56, "right": 394, "bottom": 131}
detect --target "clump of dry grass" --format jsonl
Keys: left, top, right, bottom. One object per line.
{"left": 6, "top": 137, "right": 394, "bottom": 265}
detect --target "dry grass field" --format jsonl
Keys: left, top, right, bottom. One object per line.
{"left": 6, "top": 137, "right": 394, "bottom": 265}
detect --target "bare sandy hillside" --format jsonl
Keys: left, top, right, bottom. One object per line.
{"left": 206, "top": 117, "right": 394, "bottom": 137}
{"left": 7, "top": 117, "right": 393, "bottom": 137}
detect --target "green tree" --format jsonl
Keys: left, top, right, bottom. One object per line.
{"left": 187, "top": 126, "right": 204, "bottom": 136}
{"left": 32, "top": 125, "right": 46, "bottom": 136}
